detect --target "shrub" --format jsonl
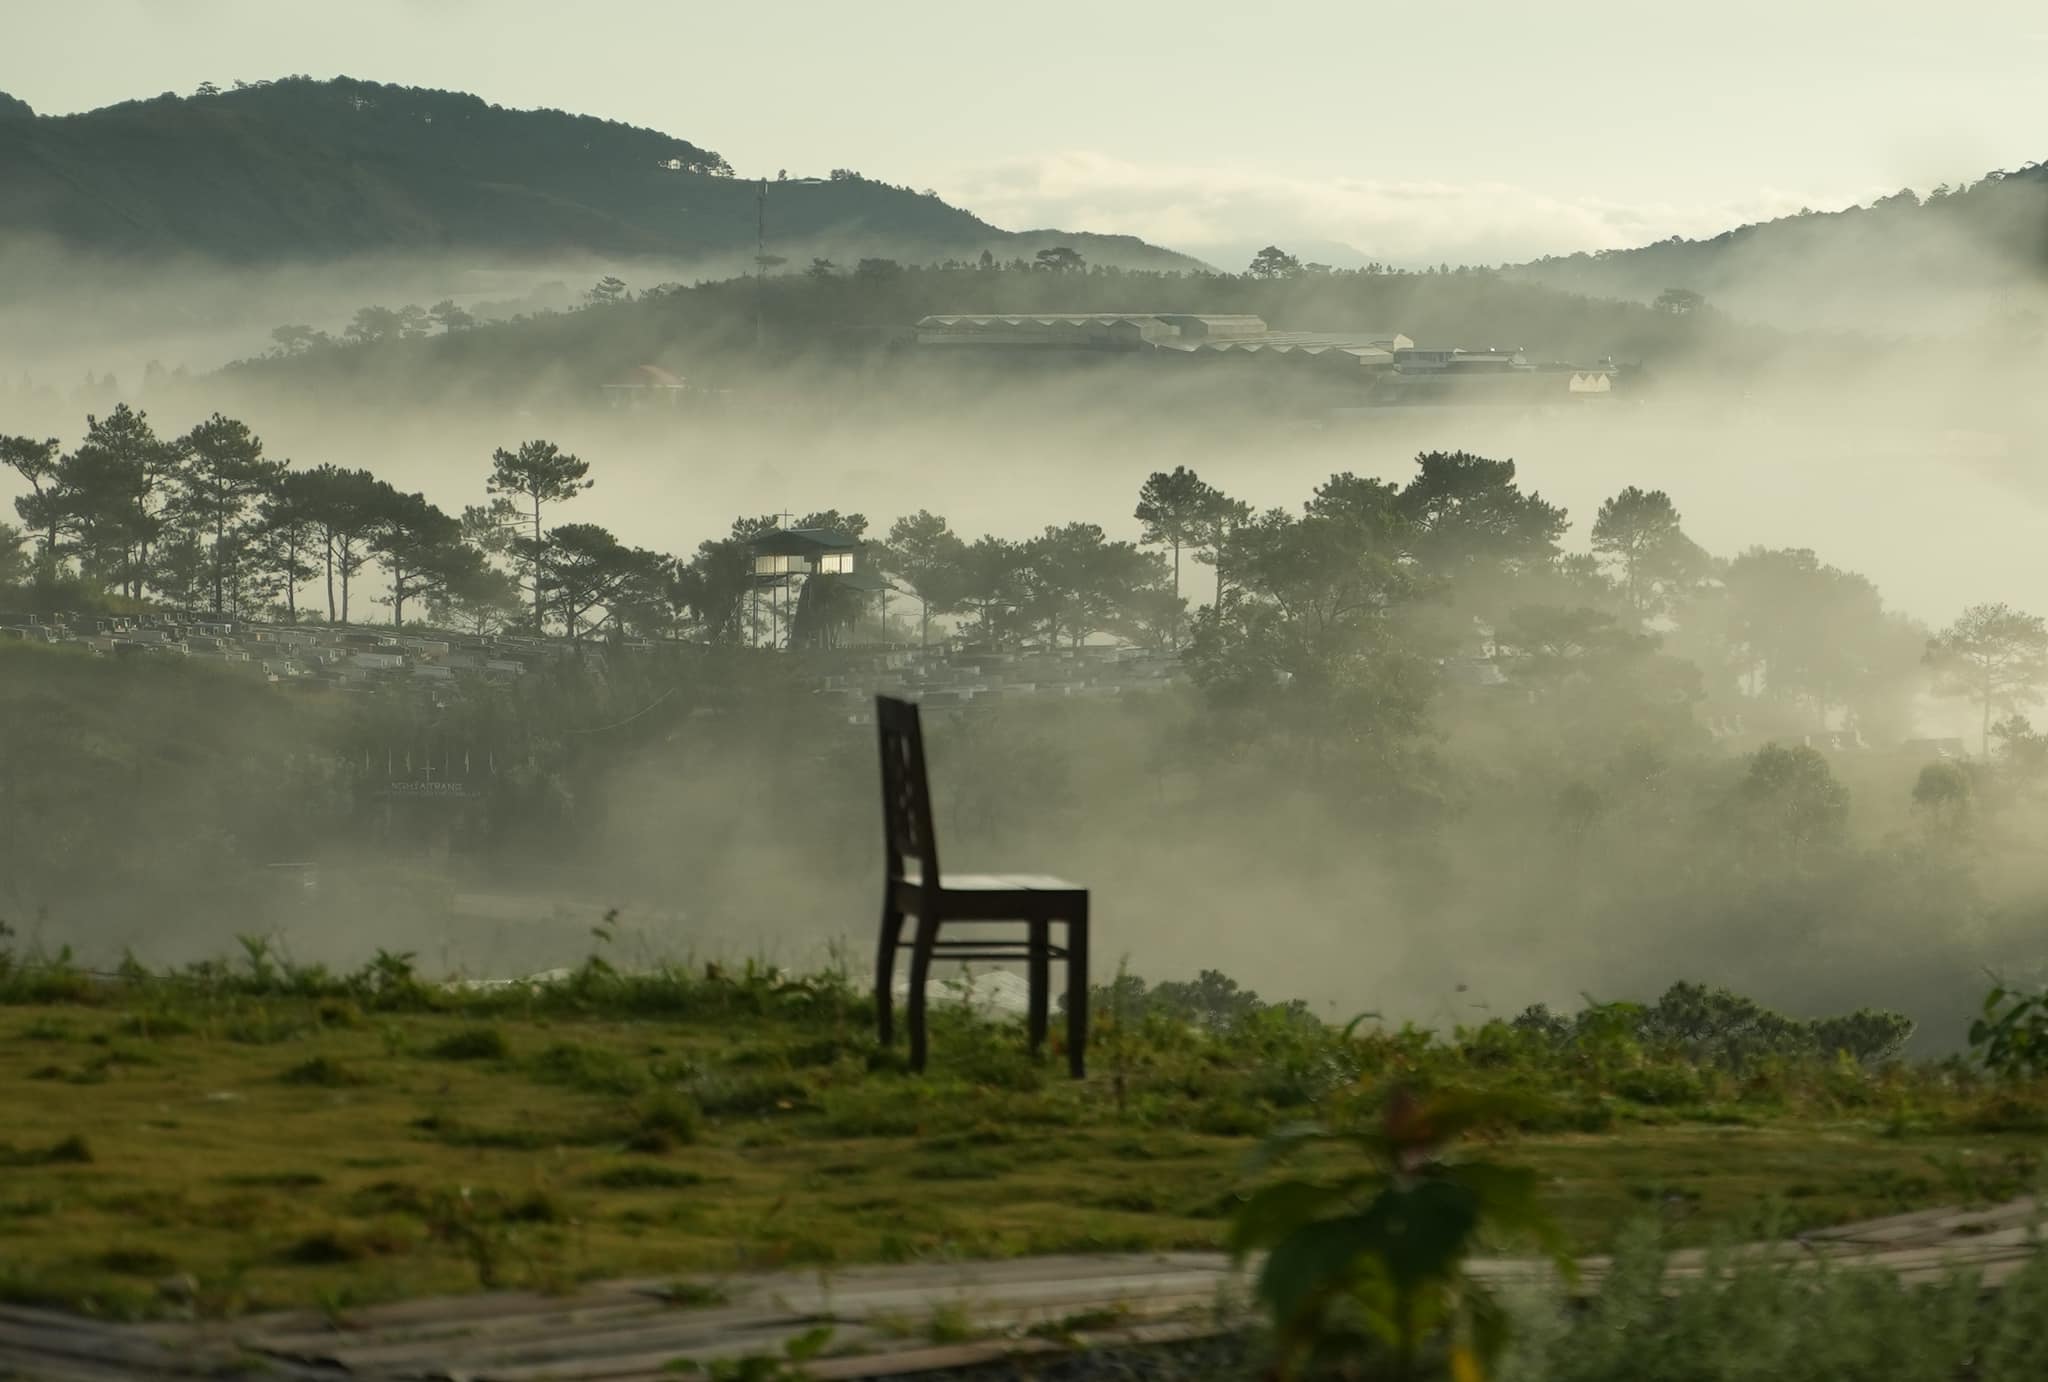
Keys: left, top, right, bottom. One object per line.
{"left": 692, "top": 1072, "right": 809, "bottom": 1117}
{"left": 1192, "top": 1100, "right": 1271, "bottom": 1137}
{"left": 280, "top": 1056, "right": 368, "bottom": 1087}
{"left": 96, "top": 1247, "right": 178, "bottom": 1276}
{"left": 1614, "top": 1063, "right": 1705, "bottom": 1107}
{"left": 1971, "top": 983, "right": 2048, "bottom": 1081}
{"left": 529, "top": 1041, "right": 648, "bottom": 1096}
{"left": 426, "top": 1027, "right": 510, "bottom": 1061}
{"left": 1232, "top": 1086, "right": 1569, "bottom": 1380}
{"left": 282, "top": 1225, "right": 413, "bottom": 1265}
{"left": 0, "top": 1135, "right": 93, "bottom": 1167}
{"left": 588, "top": 1164, "right": 706, "bottom": 1190}
{"left": 627, "top": 1091, "right": 703, "bottom": 1151}
{"left": 116, "top": 1010, "right": 197, "bottom": 1039}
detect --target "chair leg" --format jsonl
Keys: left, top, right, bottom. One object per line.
{"left": 876, "top": 904, "right": 904, "bottom": 1047}
{"left": 907, "top": 914, "right": 940, "bottom": 1074}
{"left": 1065, "top": 900, "right": 1089, "bottom": 1079}
{"left": 1027, "top": 917, "right": 1050, "bottom": 1057}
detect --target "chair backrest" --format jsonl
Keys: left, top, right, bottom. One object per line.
{"left": 875, "top": 695, "right": 939, "bottom": 887}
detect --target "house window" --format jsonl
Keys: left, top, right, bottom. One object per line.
{"left": 753, "top": 554, "right": 798, "bottom": 575}
{"left": 817, "top": 552, "right": 855, "bottom": 574}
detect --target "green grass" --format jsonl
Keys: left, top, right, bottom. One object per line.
{"left": 1, "top": 957, "right": 2046, "bottom": 1322}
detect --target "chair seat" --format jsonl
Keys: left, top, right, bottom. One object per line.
{"left": 924, "top": 872, "right": 1085, "bottom": 893}
{"left": 889, "top": 872, "right": 1086, "bottom": 920}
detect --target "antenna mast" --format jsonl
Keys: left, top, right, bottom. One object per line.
{"left": 754, "top": 179, "right": 768, "bottom": 351}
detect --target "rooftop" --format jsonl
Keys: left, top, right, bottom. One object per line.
{"left": 747, "top": 527, "right": 862, "bottom": 556}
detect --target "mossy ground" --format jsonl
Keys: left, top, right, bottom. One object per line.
{"left": 3, "top": 969, "right": 2046, "bottom": 1322}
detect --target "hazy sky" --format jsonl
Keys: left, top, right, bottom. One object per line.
{"left": 6, "top": 0, "right": 2044, "bottom": 263}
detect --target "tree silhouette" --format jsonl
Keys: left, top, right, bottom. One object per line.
{"left": 1590, "top": 486, "right": 1701, "bottom": 623}
{"left": 956, "top": 536, "right": 1030, "bottom": 645}
{"left": 0, "top": 521, "right": 25, "bottom": 588}
{"left": 428, "top": 299, "right": 476, "bottom": 332}
{"left": 1246, "top": 245, "right": 1302, "bottom": 279}
{"left": 367, "top": 487, "right": 464, "bottom": 627}
{"left": 294, "top": 464, "right": 386, "bottom": 623}
{"left": 1022, "top": 523, "right": 1165, "bottom": 649}
{"left": 254, "top": 470, "right": 324, "bottom": 623}
{"left": 539, "top": 522, "right": 653, "bottom": 642}
{"left": 0, "top": 434, "right": 62, "bottom": 554}
{"left": 1925, "top": 603, "right": 2048, "bottom": 757}
{"left": 487, "top": 440, "right": 592, "bottom": 632}
{"left": 884, "top": 510, "right": 966, "bottom": 648}
{"left": 175, "top": 413, "right": 283, "bottom": 615}
{"left": 1135, "top": 466, "right": 1222, "bottom": 644}
{"left": 1396, "top": 451, "right": 1566, "bottom": 585}
{"left": 57, "top": 405, "right": 182, "bottom": 599}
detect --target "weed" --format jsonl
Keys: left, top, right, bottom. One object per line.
{"left": 1190, "top": 1100, "right": 1270, "bottom": 1137}
{"left": 348, "top": 1180, "right": 431, "bottom": 1216}
{"left": 116, "top": 1010, "right": 197, "bottom": 1040}
{"left": 96, "top": 1247, "right": 178, "bottom": 1276}
{"left": 0, "top": 1197, "right": 59, "bottom": 1218}
{"left": 1027, "top": 1305, "right": 1131, "bottom": 1340}
{"left": 1107, "top": 1135, "right": 1199, "bottom": 1160}
{"left": 411, "top": 1112, "right": 566, "bottom": 1151}
{"left": 426, "top": 1026, "right": 510, "bottom": 1061}
{"left": 1020, "top": 1222, "right": 1157, "bottom": 1255}
{"left": 0, "top": 1264, "right": 152, "bottom": 1321}
{"left": 283, "top": 1224, "right": 413, "bottom": 1265}
{"left": 280, "top": 1056, "right": 369, "bottom": 1087}
{"left": 626, "top": 1091, "right": 704, "bottom": 1151}
{"left": 530, "top": 1040, "right": 649, "bottom": 1096}
{"left": 589, "top": 1165, "right": 707, "bottom": 1190}
{"left": 665, "top": 1324, "right": 834, "bottom": 1381}
{"left": 923, "top": 1302, "right": 977, "bottom": 1344}
{"left": 501, "top": 1188, "right": 567, "bottom": 1224}
{"left": 418, "top": 1186, "right": 555, "bottom": 1289}
{"left": 0, "top": 1134, "right": 93, "bottom": 1167}
{"left": 692, "top": 1072, "right": 810, "bottom": 1117}
{"left": 1615, "top": 1063, "right": 1706, "bottom": 1106}
{"left": 1087, "top": 1187, "right": 1163, "bottom": 1212}
{"left": 915, "top": 1154, "right": 1013, "bottom": 1182}
{"left": 807, "top": 1094, "right": 925, "bottom": 1139}
{"left": 225, "top": 1012, "right": 311, "bottom": 1044}
{"left": 316, "top": 999, "right": 364, "bottom": 1028}
{"left": 220, "top": 1170, "right": 326, "bottom": 1190}
{"left": 662, "top": 1281, "right": 730, "bottom": 1307}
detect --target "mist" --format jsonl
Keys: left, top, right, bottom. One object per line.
{"left": 6, "top": 239, "right": 2048, "bottom": 1056}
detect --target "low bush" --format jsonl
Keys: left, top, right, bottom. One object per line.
{"left": 279, "top": 1056, "right": 369, "bottom": 1087}
{"left": 426, "top": 1026, "right": 510, "bottom": 1061}
{"left": 529, "top": 1041, "right": 648, "bottom": 1096}
{"left": 588, "top": 1164, "right": 706, "bottom": 1190}
{"left": 627, "top": 1090, "right": 704, "bottom": 1151}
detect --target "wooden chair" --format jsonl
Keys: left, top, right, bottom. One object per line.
{"left": 874, "top": 694, "right": 1089, "bottom": 1077}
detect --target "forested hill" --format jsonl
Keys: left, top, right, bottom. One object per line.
{"left": 0, "top": 77, "right": 1199, "bottom": 269}
{"left": 1508, "top": 164, "right": 2048, "bottom": 330}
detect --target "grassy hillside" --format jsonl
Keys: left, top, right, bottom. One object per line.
{"left": 0, "top": 77, "right": 1200, "bottom": 270}
{"left": 2, "top": 949, "right": 2045, "bottom": 1320}
{"left": 1509, "top": 165, "right": 2048, "bottom": 330}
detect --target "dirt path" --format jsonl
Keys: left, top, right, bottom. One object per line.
{"left": 3, "top": 1200, "right": 2039, "bottom": 1381}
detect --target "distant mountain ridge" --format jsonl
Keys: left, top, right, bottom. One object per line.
{"left": 1507, "top": 165, "right": 2048, "bottom": 330}
{"left": 0, "top": 77, "right": 1202, "bottom": 270}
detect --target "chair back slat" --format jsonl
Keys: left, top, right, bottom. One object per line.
{"left": 875, "top": 695, "right": 939, "bottom": 886}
